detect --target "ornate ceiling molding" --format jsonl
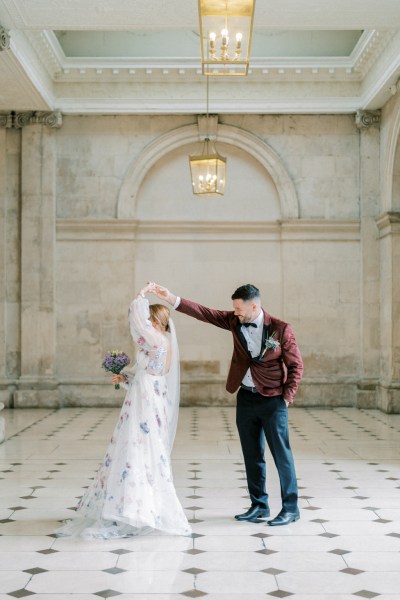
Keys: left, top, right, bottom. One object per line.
{"left": 24, "top": 29, "right": 393, "bottom": 85}
{"left": 352, "top": 30, "right": 395, "bottom": 77}
{"left": 1, "top": 4, "right": 400, "bottom": 114}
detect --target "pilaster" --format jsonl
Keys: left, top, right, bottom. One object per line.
{"left": 0, "top": 128, "right": 6, "bottom": 401}
{"left": 0, "top": 127, "right": 21, "bottom": 407}
{"left": 357, "top": 123, "right": 381, "bottom": 407}
{"left": 376, "top": 212, "right": 400, "bottom": 412}
{"left": 15, "top": 123, "right": 59, "bottom": 407}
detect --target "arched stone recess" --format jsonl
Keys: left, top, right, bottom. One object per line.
{"left": 381, "top": 94, "right": 400, "bottom": 213}
{"left": 117, "top": 123, "right": 299, "bottom": 220}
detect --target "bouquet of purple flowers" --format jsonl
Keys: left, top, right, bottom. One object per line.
{"left": 102, "top": 350, "right": 130, "bottom": 389}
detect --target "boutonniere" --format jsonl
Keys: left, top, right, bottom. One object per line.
{"left": 260, "top": 332, "right": 280, "bottom": 358}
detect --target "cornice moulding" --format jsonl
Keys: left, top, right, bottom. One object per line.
{"left": 56, "top": 219, "right": 360, "bottom": 242}
{"left": 360, "top": 31, "right": 400, "bottom": 109}
{"left": 56, "top": 98, "right": 361, "bottom": 115}
{"left": 351, "top": 30, "right": 395, "bottom": 77}
{"left": 25, "top": 29, "right": 394, "bottom": 85}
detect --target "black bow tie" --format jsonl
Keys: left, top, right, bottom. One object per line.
{"left": 242, "top": 322, "right": 257, "bottom": 328}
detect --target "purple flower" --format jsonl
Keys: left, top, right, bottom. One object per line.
{"left": 102, "top": 350, "right": 130, "bottom": 389}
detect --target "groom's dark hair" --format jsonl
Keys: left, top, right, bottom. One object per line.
{"left": 231, "top": 284, "right": 260, "bottom": 302}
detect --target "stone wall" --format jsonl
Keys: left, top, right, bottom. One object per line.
{"left": 0, "top": 108, "right": 399, "bottom": 411}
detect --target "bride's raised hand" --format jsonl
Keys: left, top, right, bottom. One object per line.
{"left": 152, "top": 283, "right": 169, "bottom": 299}
{"left": 152, "top": 283, "right": 177, "bottom": 306}
{"left": 138, "top": 282, "right": 154, "bottom": 297}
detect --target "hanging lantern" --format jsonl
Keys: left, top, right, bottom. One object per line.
{"left": 189, "top": 138, "right": 226, "bottom": 196}
{"left": 198, "top": 0, "right": 256, "bottom": 76}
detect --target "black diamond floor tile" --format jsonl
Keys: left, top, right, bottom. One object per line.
{"left": 188, "top": 518, "right": 204, "bottom": 524}
{"left": 181, "top": 590, "right": 208, "bottom": 598}
{"left": 373, "top": 518, "right": 392, "bottom": 523}
{"left": 183, "top": 567, "right": 206, "bottom": 575}
{"left": 102, "top": 567, "right": 127, "bottom": 574}
{"left": 23, "top": 567, "right": 48, "bottom": 575}
{"left": 341, "top": 568, "right": 364, "bottom": 575}
{"left": 8, "top": 590, "right": 35, "bottom": 598}
{"left": 0, "top": 518, "right": 15, "bottom": 523}
{"left": 262, "top": 568, "right": 285, "bottom": 575}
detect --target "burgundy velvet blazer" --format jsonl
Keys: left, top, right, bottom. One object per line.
{"left": 176, "top": 298, "right": 303, "bottom": 404}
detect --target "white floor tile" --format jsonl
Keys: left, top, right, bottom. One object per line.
{"left": 1, "top": 406, "right": 400, "bottom": 598}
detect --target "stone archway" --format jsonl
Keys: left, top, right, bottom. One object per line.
{"left": 117, "top": 123, "right": 299, "bottom": 220}
{"left": 381, "top": 95, "right": 400, "bottom": 213}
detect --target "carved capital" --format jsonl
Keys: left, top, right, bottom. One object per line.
{"left": 0, "top": 113, "right": 12, "bottom": 128}
{"left": 355, "top": 109, "right": 381, "bottom": 129}
{"left": 0, "top": 111, "right": 63, "bottom": 129}
{"left": 13, "top": 111, "right": 35, "bottom": 129}
{"left": 34, "top": 110, "right": 63, "bottom": 128}
{"left": 0, "top": 26, "right": 10, "bottom": 51}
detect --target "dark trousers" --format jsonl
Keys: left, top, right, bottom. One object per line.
{"left": 236, "top": 387, "right": 298, "bottom": 512}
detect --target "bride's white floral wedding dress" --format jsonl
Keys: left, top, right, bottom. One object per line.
{"left": 57, "top": 295, "right": 191, "bottom": 539}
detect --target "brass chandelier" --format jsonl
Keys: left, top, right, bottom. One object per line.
{"left": 198, "top": 0, "right": 256, "bottom": 76}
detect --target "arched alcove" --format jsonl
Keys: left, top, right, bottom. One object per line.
{"left": 117, "top": 123, "right": 299, "bottom": 220}
{"left": 135, "top": 141, "right": 281, "bottom": 221}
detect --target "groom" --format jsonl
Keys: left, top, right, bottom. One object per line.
{"left": 153, "top": 283, "right": 303, "bottom": 526}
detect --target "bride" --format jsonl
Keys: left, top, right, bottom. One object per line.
{"left": 57, "top": 282, "right": 191, "bottom": 539}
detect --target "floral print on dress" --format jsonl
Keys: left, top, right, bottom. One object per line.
{"left": 57, "top": 295, "right": 191, "bottom": 539}
{"left": 140, "top": 421, "right": 150, "bottom": 434}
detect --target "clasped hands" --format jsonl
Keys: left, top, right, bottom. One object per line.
{"left": 138, "top": 282, "right": 176, "bottom": 305}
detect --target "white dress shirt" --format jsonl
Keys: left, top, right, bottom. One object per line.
{"left": 240, "top": 310, "right": 264, "bottom": 387}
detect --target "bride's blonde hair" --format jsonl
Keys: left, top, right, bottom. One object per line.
{"left": 149, "top": 304, "right": 170, "bottom": 333}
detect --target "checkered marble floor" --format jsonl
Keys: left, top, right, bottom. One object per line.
{"left": 1, "top": 406, "right": 400, "bottom": 599}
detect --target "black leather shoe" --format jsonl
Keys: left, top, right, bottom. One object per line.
{"left": 267, "top": 509, "right": 300, "bottom": 526}
{"left": 235, "top": 506, "right": 270, "bottom": 521}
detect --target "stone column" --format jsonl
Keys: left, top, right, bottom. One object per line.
{"left": 0, "top": 126, "right": 21, "bottom": 407}
{"left": 15, "top": 122, "right": 59, "bottom": 407}
{"left": 0, "top": 128, "right": 6, "bottom": 403}
{"left": 376, "top": 212, "right": 400, "bottom": 412}
{"left": 356, "top": 113, "right": 381, "bottom": 407}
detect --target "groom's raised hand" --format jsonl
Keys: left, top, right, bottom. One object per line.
{"left": 152, "top": 283, "right": 177, "bottom": 306}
